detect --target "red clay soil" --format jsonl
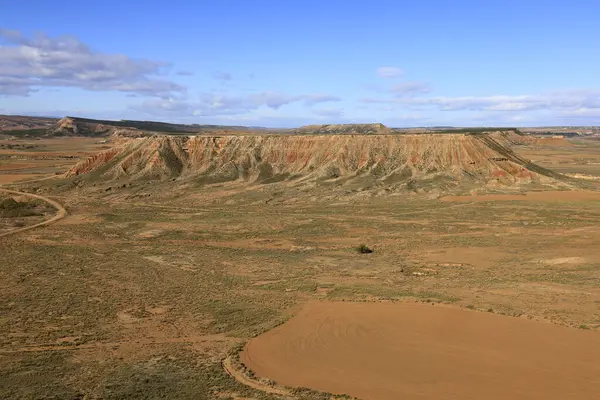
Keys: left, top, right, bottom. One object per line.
{"left": 241, "top": 302, "right": 600, "bottom": 400}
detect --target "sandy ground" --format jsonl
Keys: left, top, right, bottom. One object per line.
{"left": 242, "top": 302, "right": 600, "bottom": 400}
{"left": 441, "top": 190, "right": 600, "bottom": 202}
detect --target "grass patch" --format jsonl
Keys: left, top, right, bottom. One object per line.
{"left": 327, "top": 284, "right": 458, "bottom": 302}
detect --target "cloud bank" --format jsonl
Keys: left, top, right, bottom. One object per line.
{"left": 0, "top": 28, "right": 185, "bottom": 98}
{"left": 363, "top": 90, "right": 600, "bottom": 117}
{"left": 135, "top": 91, "right": 341, "bottom": 117}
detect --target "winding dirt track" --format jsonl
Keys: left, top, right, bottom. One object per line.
{"left": 0, "top": 188, "right": 67, "bottom": 238}
{"left": 222, "top": 356, "right": 291, "bottom": 397}
{"left": 242, "top": 302, "right": 600, "bottom": 400}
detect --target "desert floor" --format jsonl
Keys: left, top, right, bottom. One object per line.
{"left": 2, "top": 136, "right": 600, "bottom": 399}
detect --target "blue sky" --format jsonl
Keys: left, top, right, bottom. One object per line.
{"left": 1, "top": 0, "right": 599, "bottom": 127}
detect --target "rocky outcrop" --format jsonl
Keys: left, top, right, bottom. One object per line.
{"left": 67, "top": 147, "right": 122, "bottom": 175}
{"left": 50, "top": 117, "right": 112, "bottom": 137}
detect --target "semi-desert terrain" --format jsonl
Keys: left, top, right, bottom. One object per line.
{"left": 2, "top": 118, "right": 600, "bottom": 399}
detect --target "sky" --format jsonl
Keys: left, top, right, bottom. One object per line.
{"left": 1, "top": 0, "right": 599, "bottom": 127}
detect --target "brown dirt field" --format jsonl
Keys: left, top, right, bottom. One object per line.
{"left": 0, "top": 137, "right": 111, "bottom": 177}
{"left": 0, "top": 173, "right": 44, "bottom": 184}
{"left": 242, "top": 301, "right": 600, "bottom": 400}
{"left": 441, "top": 190, "right": 600, "bottom": 202}
{"left": 0, "top": 163, "right": 36, "bottom": 170}
{"left": 517, "top": 138, "right": 600, "bottom": 178}
{"left": 416, "top": 247, "right": 505, "bottom": 269}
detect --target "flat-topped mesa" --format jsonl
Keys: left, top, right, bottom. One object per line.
{"left": 294, "top": 123, "right": 392, "bottom": 135}
{"left": 66, "top": 132, "right": 565, "bottom": 193}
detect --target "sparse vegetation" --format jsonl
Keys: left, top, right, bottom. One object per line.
{"left": 3, "top": 125, "right": 600, "bottom": 399}
{"left": 0, "top": 128, "right": 49, "bottom": 137}
{"left": 0, "top": 197, "right": 49, "bottom": 218}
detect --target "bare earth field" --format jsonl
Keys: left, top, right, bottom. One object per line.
{"left": 441, "top": 190, "right": 600, "bottom": 202}
{"left": 2, "top": 135, "right": 600, "bottom": 399}
{"left": 519, "top": 138, "right": 600, "bottom": 178}
{"left": 242, "top": 302, "right": 600, "bottom": 400}
{"left": 0, "top": 174, "right": 45, "bottom": 184}
{"left": 0, "top": 136, "right": 111, "bottom": 184}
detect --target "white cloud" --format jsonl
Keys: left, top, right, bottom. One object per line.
{"left": 134, "top": 98, "right": 192, "bottom": 113}
{"left": 362, "top": 90, "right": 600, "bottom": 113}
{"left": 193, "top": 92, "right": 340, "bottom": 115}
{"left": 0, "top": 28, "right": 185, "bottom": 98}
{"left": 134, "top": 91, "right": 341, "bottom": 117}
{"left": 376, "top": 66, "right": 404, "bottom": 79}
{"left": 558, "top": 108, "right": 600, "bottom": 119}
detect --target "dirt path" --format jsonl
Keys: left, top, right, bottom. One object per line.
{"left": 222, "top": 356, "right": 291, "bottom": 398}
{"left": 0, "top": 188, "right": 67, "bottom": 238}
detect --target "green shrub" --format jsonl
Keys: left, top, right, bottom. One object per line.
{"left": 0, "top": 197, "right": 19, "bottom": 210}
{"left": 357, "top": 244, "right": 373, "bottom": 254}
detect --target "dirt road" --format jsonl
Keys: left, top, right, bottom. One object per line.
{"left": 222, "top": 356, "right": 291, "bottom": 398}
{"left": 0, "top": 188, "right": 67, "bottom": 238}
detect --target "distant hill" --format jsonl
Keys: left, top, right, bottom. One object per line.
{"left": 49, "top": 116, "right": 261, "bottom": 137}
{"left": 0, "top": 115, "right": 58, "bottom": 132}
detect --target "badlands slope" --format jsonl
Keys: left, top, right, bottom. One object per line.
{"left": 65, "top": 131, "right": 567, "bottom": 195}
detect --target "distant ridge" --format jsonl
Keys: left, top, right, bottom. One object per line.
{"left": 47, "top": 116, "right": 269, "bottom": 137}
{"left": 0, "top": 115, "right": 58, "bottom": 131}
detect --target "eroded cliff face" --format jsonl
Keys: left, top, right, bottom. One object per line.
{"left": 66, "top": 132, "right": 563, "bottom": 192}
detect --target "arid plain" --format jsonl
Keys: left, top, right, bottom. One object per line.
{"left": 2, "top": 120, "right": 600, "bottom": 399}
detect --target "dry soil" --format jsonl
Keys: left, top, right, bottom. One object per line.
{"left": 242, "top": 301, "right": 600, "bottom": 400}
